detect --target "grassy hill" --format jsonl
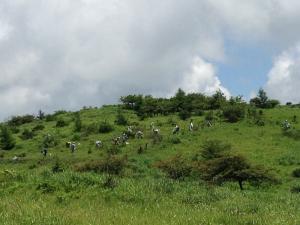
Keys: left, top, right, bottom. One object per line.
{"left": 0, "top": 105, "right": 300, "bottom": 225}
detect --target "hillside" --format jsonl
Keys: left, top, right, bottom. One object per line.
{"left": 0, "top": 104, "right": 300, "bottom": 225}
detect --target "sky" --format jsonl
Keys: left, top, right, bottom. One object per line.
{"left": 1, "top": 0, "right": 300, "bottom": 120}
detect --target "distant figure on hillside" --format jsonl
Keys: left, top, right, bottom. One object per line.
{"left": 41, "top": 147, "right": 48, "bottom": 157}
{"left": 70, "top": 142, "right": 76, "bottom": 153}
{"left": 282, "top": 120, "right": 291, "bottom": 131}
{"left": 173, "top": 124, "right": 180, "bottom": 134}
{"left": 136, "top": 130, "right": 144, "bottom": 139}
{"left": 95, "top": 140, "right": 102, "bottom": 149}
{"left": 189, "top": 120, "right": 194, "bottom": 131}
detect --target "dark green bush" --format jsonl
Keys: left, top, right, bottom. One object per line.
{"left": 52, "top": 161, "right": 64, "bottom": 173}
{"left": 178, "top": 110, "right": 191, "bottom": 120}
{"left": 7, "top": 115, "right": 35, "bottom": 126}
{"left": 197, "top": 155, "right": 278, "bottom": 190}
{"left": 99, "top": 121, "right": 114, "bottom": 133}
{"left": 103, "top": 175, "right": 118, "bottom": 189}
{"left": 291, "top": 185, "right": 300, "bottom": 193}
{"left": 292, "top": 168, "right": 300, "bottom": 178}
{"left": 201, "top": 140, "right": 231, "bottom": 160}
{"left": 56, "top": 119, "right": 68, "bottom": 127}
{"left": 32, "top": 124, "right": 45, "bottom": 132}
{"left": 36, "top": 182, "right": 56, "bottom": 194}
{"left": 0, "top": 125, "right": 16, "bottom": 150}
{"left": 115, "top": 112, "right": 128, "bottom": 126}
{"left": 282, "top": 129, "right": 300, "bottom": 140}
{"left": 20, "top": 128, "right": 35, "bottom": 140}
{"left": 74, "top": 155, "right": 127, "bottom": 175}
{"left": 222, "top": 105, "right": 245, "bottom": 123}
{"left": 170, "top": 136, "right": 181, "bottom": 144}
{"left": 155, "top": 154, "right": 192, "bottom": 180}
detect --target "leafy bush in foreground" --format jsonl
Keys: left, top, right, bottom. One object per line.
{"left": 74, "top": 155, "right": 127, "bottom": 175}
{"left": 197, "top": 155, "right": 278, "bottom": 190}
{"left": 201, "top": 140, "right": 231, "bottom": 160}
{"left": 155, "top": 154, "right": 192, "bottom": 180}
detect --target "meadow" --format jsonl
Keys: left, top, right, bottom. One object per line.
{"left": 0, "top": 105, "right": 300, "bottom": 225}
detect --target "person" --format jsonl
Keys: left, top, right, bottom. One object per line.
{"left": 283, "top": 120, "right": 291, "bottom": 131}
{"left": 173, "top": 124, "right": 180, "bottom": 134}
{"left": 70, "top": 142, "right": 76, "bottom": 153}
{"left": 41, "top": 147, "right": 48, "bottom": 157}
{"left": 189, "top": 120, "right": 194, "bottom": 131}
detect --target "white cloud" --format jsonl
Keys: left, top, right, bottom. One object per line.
{"left": 265, "top": 44, "right": 300, "bottom": 103}
{"left": 181, "top": 56, "right": 230, "bottom": 97}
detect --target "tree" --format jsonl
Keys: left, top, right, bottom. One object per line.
{"left": 222, "top": 104, "right": 245, "bottom": 123}
{"left": 250, "top": 88, "right": 279, "bottom": 108}
{"left": 199, "top": 155, "right": 277, "bottom": 190}
{"left": 0, "top": 125, "right": 16, "bottom": 150}
{"left": 201, "top": 140, "right": 231, "bottom": 160}
{"left": 74, "top": 112, "right": 82, "bottom": 132}
{"left": 37, "top": 110, "right": 45, "bottom": 120}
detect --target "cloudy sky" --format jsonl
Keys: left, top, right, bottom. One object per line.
{"left": 1, "top": 0, "right": 300, "bottom": 120}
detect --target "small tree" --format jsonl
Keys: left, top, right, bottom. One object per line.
{"left": 0, "top": 125, "right": 16, "bottom": 150}
{"left": 199, "top": 155, "right": 277, "bottom": 190}
{"left": 37, "top": 110, "right": 45, "bottom": 120}
{"left": 222, "top": 104, "right": 245, "bottom": 123}
{"left": 74, "top": 112, "right": 82, "bottom": 132}
{"left": 115, "top": 111, "right": 128, "bottom": 126}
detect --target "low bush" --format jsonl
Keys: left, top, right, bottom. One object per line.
{"left": 282, "top": 129, "right": 300, "bottom": 140}
{"left": 32, "top": 124, "right": 45, "bottom": 132}
{"left": 222, "top": 104, "right": 245, "bottom": 123}
{"left": 197, "top": 155, "right": 278, "bottom": 190}
{"left": 291, "top": 185, "right": 300, "bottom": 193}
{"left": 7, "top": 115, "right": 35, "bottom": 126}
{"left": 20, "top": 129, "right": 35, "bottom": 140}
{"left": 56, "top": 119, "right": 68, "bottom": 128}
{"left": 201, "top": 139, "right": 231, "bottom": 160}
{"left": 74, "top": 155, "right": 127, "bottom": 175}
{"left": 155, "top": 154, "right": 192, "bottom": 180}
{"left": 115, "top": 112, "right": 128, "bottom": 126}
{"left": 178, "top": 110, "right": 191, "bottom": 120}
{"left": 99, "top": 121, "right": 114, "bottom": 133}
{"left": 292, "top": 168, "right": 300, "bottom": 178}
{"left": 169, "top": 136, "right": 181, "bottom": 144}
{"left": 36, "top": 182, "right": 56, "bottom": 194}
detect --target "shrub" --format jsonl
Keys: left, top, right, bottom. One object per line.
{"left": 74, "top": 155, "right": 127, "bottom": 175}
{"left": 99, "top": 121, "right": 114, "bottom": 133}
{"left": 0, "top": 151, "right": 4, "bottom": 158}
{"left": 0, "top": 125, "right": 16, "bottom": 150}
{"left": 291, "top": 185, "right": 300, "bottom": 193}
{"left": 20, "top": 128, "right": 35, "bottom": 140}
{"left": 155, "top": 154, "right": 192, "bottom": 180}
{"left": 222, "top": 105, "right": 245, "bottom": 123}
{"left": 16, "top": 153, "right": 26, "bottom": 158}
{"left": 103, "top": 175, "right": 118, "bottom": 189}
{"left": 197, "top": 155, "right": 278, "bottom": 190}
{"left": 73, "top": 112, "right": 82, "bottom": 132}
{"left": 36, "top": 182, "right": 56, "bottom": 194}
{"left": 292, "top": 168, "right": 300, "bottom": 178}
{"left": 82, "top": 123, "right": 98, "bottom": 136}
{"left": 170, "top": 136, "right": 181, "bottom": 144}
{"left": 282, "top": 129, "right": 300, "bottom": 140}
{"left": 56, "top": 119, "right": 68, "bottom": 127}
{"left": 201, "top": 140, "right": 231, "bottom": 160}
{"left": 115, "top": 112, "right": 128, "bottom": 126}
{"left": 32, "top": 124, "right": 45, "bottom": 132}
{"left": 52, "top": 161, "right": 64, "bottom": 173}
{"left": 205, "top": 111, "right": 214, "bottom": 121}
{"left": 7, "top": 115, "right": 35, "bottom": 126}
{"left": 45, "top": 114, "right": 56, "bottom": 122}
{"left": 178, "top": 110, "right": 191, "bottom": 120}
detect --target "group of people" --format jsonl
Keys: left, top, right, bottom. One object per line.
{"left": 40, "top": 119, "right": 209, "bottom": 157}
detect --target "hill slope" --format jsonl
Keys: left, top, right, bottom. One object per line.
{"left": 0, "top": 105, "right": 300, "bottom": 225}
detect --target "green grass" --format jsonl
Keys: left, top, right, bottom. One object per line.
{"left": 1, "top": 105, "right": 300, "bottom": 224}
